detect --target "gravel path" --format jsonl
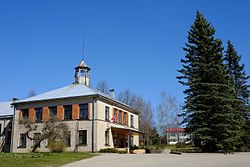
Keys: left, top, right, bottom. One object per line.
{"left": 62, "top": 152, "right": 250, "bottom": 167}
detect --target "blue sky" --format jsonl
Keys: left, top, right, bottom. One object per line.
{"left": 0, "top": 0, "right": 250, "bottom": 111}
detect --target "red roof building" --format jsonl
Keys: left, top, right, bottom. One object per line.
{"left": 166, "top": 127, "right": 190, "bottom": 144}
{"left": 166, "top": 127, "right": 185, "bottom": 133}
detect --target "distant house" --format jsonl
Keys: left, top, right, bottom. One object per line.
{"left": 166, "top": 127, "right": 190, "bottom": 144}
{"left": 5, "top": 60, "right": 143, "bottom": 153}
{"left": 0, "top": 101, "right": 13, "bottom": 152}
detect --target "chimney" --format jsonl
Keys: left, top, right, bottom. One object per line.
{"left": 12, "top": 97, "right": 19, "bottom": 102}
{"left": 109, "top": 89, "right": 115, "bottom": 99}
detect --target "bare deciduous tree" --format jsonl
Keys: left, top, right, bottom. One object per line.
{"left": 156, "top": 92, "right": 181, "bottom": 143}
{"left": 96, "top": 80, "right": 110, "bottom": 95}
{"left": 118, "top": 89, "right": 154, "bottom": 145}
{"left": 117, "top": 89, "right": 136, "bottom": 106}
{"left": 22, "top": 116, "right": 69, "bottom": 152}
{"left": 27, "top": 90, "right": 37, "bottom": 98}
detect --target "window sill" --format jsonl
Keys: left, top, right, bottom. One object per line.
{"left": 78, "top": 118, "right": 90, "bottom": 121}
{"left": 17, "top": 146, "right": 26, "bottom": 149}
{"left": 105, "top": 144, "right": 110, "bottom": 146}
{"left": 64, "top": 118, "right": 72, "bottom": 120}
{"left": 78, "top": 144, "right": 87, "bottom": 147}
{"left": 35, "top": 121, "right": 43, "bottom": 123}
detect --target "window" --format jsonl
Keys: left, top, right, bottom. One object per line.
{"left": 123, "top": 113, "right": 127, "bottom": 125}
{"left": 105, "top": 106, "right": 110, "bottom": 121}
{"left": 79, "top": 104, "right": 88, "bottom": 120}
{"left": 113, "top": 110, "right": 118, "bottom": 123}
{"left": 79, "top": 130, "right": 87, "bottom": 145}
{"left": 49, "top": 106, "right": 57, "bottom": 117}
{"left": 6, "top": 131, "right": 11, "bottom": 144}
{"left": 118, "top": 111, "right": 122, "bottom": 124}
{"left": 19, "top": 133, "right": 26, "bottom": 148}
{"left": 64, "top": 105, "right": 72, "bottom": 120}
{"left": 33, "top": 133, "right": 41, "bottom": 148}
{"left": 22, "top": 109, "right": 29, "bottom": 120}
{"left": 129, "top": 136, "right": 134, "bottom": 146}
{"left": 35, "top": 108, "right": 43, "bottom": 122}
{"left": 130, "top": 115, "right": 134, "bottom": 128}
{"left": 66, "top": 131, "right": 71, "bottom": 147}
{"left": 105, "top": 130, "right": 109, "bottom": 145}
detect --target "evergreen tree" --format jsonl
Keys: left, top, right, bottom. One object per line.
{"left": 224, "top": 41, "right": 250, "bottom": 150}
{"left": 225, "top": 41, "right": 250, "bottom": 101}
{"left": 177, "top": 11, "right": 243, "bottom": 152}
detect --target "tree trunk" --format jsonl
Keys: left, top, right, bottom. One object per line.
{"left": 31, "top": 140, "right": 42, "bottom": 152}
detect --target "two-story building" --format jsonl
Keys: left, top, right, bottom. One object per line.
{"left": 166, "top": 127, "right": 190, "bottom": 145}
{"left": 0, "top": 101, "right": 13, "bottom": 152}
{"left": 11, "top": 60, "right": 142, "bottom": 153}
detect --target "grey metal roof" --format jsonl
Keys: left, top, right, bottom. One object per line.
{"left": 14, "top": 84, "right": 138, "bottom": 113}
{"left": 0, "top": 101, "right": 13, "bottom": 116}
{"left": 16, "top": 84, "right": 97, "bottom": 103}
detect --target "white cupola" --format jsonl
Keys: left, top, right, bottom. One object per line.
{"left": 74, "top": 60, "right": 91, "bottom": 86}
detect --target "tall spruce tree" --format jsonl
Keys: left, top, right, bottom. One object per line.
{"left": 177, "top": 11, "right": 243, "bottom": 152}
{"left": 224, "top": 41, "right": 250, "bottom": 150}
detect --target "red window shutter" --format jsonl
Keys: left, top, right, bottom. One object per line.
{"left": 72, "top": 104, "right": 80, "bottom": 120}
{"left": 29, "top": 108, "right": 35, "bottom": 123}
{"left": 42, "top": 107, "right": 49, "bottom": 122}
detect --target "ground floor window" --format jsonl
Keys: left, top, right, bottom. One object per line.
{"left": 33, "top": 133, "right": 41, "bottom": 148}
{"left": 112, "top": 131, "right": 128, "bottom": 148}
{"left": 130, "top": 136, "right": 134, "bottom": 146}
{"left": 105, "top": 130, "right": 109, "bottom": 145}
{"left": 19, "top": 133, "right": 26, "bottom": 148}
{"left": 66, "top": 131, "right": 71, "bottom": 147}
{"left": 79, "top": 130, "right": 87, "bottom": 145}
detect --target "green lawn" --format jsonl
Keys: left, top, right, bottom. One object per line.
{"left": 0, "top": 152, "right": 95, "bottom": 167}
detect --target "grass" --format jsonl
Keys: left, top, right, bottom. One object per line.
{"left": 0, "top": 152, "right": 95, "bottom": 167}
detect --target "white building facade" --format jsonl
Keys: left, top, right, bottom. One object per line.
{"left": 10, "top": 60, "right": 142, "bottom": 153}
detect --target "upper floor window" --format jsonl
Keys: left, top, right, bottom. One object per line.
{"left": 130, "top": 115, "right": 134, "bottom": 128}
{"left": 79, "top": 104, "right": 88, "bottom": 120}
{"left": 49, "top": 106, "right": 57, "bottom": 117}
{"left": 21, "top": 109, "right": 29, "bottom": 120}
{"left": 123, "top": 112, "right": 127, "bottom": 125}
{"left": 112, "top": 109, "right": 118, "bottom": 123}
{"left": 35, "top": 108, "right": 43, "bottom": 122}
{"left": 105, "top": 106, "right": 110, "bottom": 121}
{"left": 118, "top": 111, "right": 122, "bottom": 124}
{"left": 64, "top": 105, "right": 72, "bottom": 120}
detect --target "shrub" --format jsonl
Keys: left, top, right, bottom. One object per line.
{"left": 48, "top": 141, "right": 66, "bottom": 152}
{"left": 99, "top": 148, "right": 118, "bottom": 153}
{"left": 98, "top": 148, "right": 127, "bottom": 154}
{"left": 171, "top": 147, "right": 200, "bottom": 153}
{"left": 130, "top": 145, "right": 139, "bottom": 150}
{"left": 176, "top": 142, "right": 186, "bottom": 148}
{"left": 145, "top": 145, "right": 163, "bottom": 154}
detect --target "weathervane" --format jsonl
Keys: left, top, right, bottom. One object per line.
{"left": 82, "top": 41, "right": 85, "bottom": 61}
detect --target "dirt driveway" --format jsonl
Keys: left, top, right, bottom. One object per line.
{"left": 62, "top": 152, "right": 250, "bottom": 167}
